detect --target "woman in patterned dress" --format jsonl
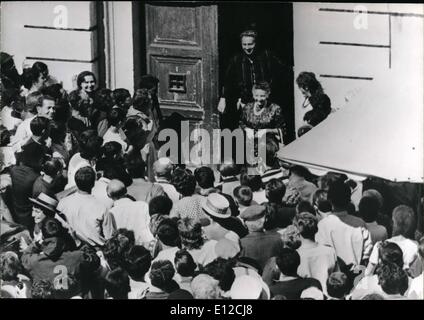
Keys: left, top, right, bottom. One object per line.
{"left": 239, "top": 81, "right": 286, "bottom": 141}
{"left": 239, "top": 81, "right": 286, "bottom": 168}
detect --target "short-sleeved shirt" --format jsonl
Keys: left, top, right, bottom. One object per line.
{"left": 297, "top": 243, "right": 338, "bottom": 293}
{"left": 109, "top": 198, "right": 154, "bottom": 247}
{"left": 58, "top": 192, "right": 115, "bottom": 247}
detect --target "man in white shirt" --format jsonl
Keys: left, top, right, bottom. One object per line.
{"left": 92, "top": 176, "right": 114, "bottom": 210}
{"left": 107, "top": 179, "right": 154, "bottom": 248}
{"left": 153, "top": 158, "right": 180, "bottom": 203}
{"left": 16, "top": 94, "right": 55, "bottom": 146}
{"left": 57, "top": 166, "right": 116, "bottom": 247}
{"left": 102, "top": 108, "right": 129, "bottom": 152}
{"left": 66, "top": 131, "right": 103, "bottom": 189}
{"left": 294, "top": 212, "right": 337, "bottom": 293}
{"left": 93, "top": 162, "right": 133, "bottom": 210}
{"left": 316, "top": 181, "right": 373, "bottom": 266}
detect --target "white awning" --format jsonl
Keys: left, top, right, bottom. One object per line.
{"left": 278, "top": 73, "right": 424, "bottom": 183}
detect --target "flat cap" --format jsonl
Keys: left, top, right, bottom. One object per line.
{"left": 239, "top": 205, "right": 266, "bottom": 222}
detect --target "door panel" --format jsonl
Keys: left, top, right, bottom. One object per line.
{"left": 145, "top": 2, "right": 218, "bottom": 126}
{"left": 150, "top": 56, "right": 202, "bottom": 116}
{"left": 147, "top": 6, "right": 200, "bottom": 47}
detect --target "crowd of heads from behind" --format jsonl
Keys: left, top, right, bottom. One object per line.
{"left": 0, "top": 54, "right": 423, "bottom": 300}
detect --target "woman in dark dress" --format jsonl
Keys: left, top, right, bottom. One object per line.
{"left": 296, "top": 72, "right": 331, "bottom": 128}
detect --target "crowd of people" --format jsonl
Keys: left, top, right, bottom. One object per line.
{"left": 0, "top": 50, "right": 423, "bottom": 300}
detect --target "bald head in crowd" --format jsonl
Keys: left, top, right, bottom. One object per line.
{"left": 153, "top": 157, "right": 173, "bottom": 180}
{"left": 107, "top": 179, "right": 127, "bottom": 200}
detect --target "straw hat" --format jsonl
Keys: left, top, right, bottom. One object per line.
{"left": 29, "top": 193, "right": 59, "bottom": 213}
{"left": 201, "top": 193, "right": 231, "bottom": 219}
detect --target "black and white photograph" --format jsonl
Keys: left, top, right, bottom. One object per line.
{"left": 0, "top": 1, "right": 423, "bottom": 306}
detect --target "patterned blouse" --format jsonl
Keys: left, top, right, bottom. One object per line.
{"left": 239, "top": 102, "right": 285, "bottom": 131}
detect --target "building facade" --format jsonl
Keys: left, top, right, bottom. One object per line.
{"left": 1, "top": 2, "right": 423, "bottom": 133}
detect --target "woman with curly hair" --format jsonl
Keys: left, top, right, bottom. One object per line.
{"left": 21, "top": 62, "right": 49, "bottom": 96}
{"left": 239, "top": 81, "right": 286, "bottom": 140}
{"left": 177, "top": 217, "right": 218, "bottom": 267}
{"left": 366, "top": 205, "right": 420, "bottom": 277}
{"left": 170, "top": 168, "right": 206, "bottom": 222}
{"left": 296, "top": 71, "right": 331, "bottom": 127}
{"left": 202, "top": 257, "right": 236, "bottom": 297}
{"left": 68, "top": 71, "right": 97, "bottom": 128}
{"left": 350, "top": 241, "right": 407, "bottom": 300}
{"left": 174, "top": 249, "right": 197, "bottom": 293}
{"left": 239, "top": 81, "right": 286, "bottom": 166}
{"left": 141, "top": 260, "right": 179, "bottom": 299}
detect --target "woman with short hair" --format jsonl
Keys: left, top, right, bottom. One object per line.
{"left": 177, "top": 217, "right": 218, "bottom": 267}
{"left": 170, "top": 168, "right": 206, "bottom": 222}
{"left": 68, "top": 71, "right": 97, "bottom": 127}
{"left": 21, "top": 61, "right": 49, "bottom": 96}
{"left": 366, "top": 205, "right": 420, "bottom": 277}
{"left": 239, "top": 81, "right": 286, "bottom": 144}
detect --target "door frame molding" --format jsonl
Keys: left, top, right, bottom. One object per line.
{"left": 102, "top": 1, "right": 135, "bottom": 92}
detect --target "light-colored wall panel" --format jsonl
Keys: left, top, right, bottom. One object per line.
{"left": 317, "top": 3, "right": 394, "bottom": 12}
{"left": 383, "top": 4, "right": 423, "bottom": 15}
{"left": 316, "top": 10, "right": 390, "bottom": 45}
{"left": 293, "top": 2, "right": 423, "bottom": 133}
{"left": 23, "top": 28, "right": 97, "bottom": 61}
{"left": 295, "top": 4, "right": 390, "bottom": 46}
{"left": 298, "top": 45, "right": 389, "bottom": 77}
{"left": 317, "top": 3, "right": 423, "bottom": 17}
{"left": 391, "top": 15, "right": 424, "bottom": 73}
{"left": 1, "top": 1, "right": 98, "bottom": 86}
{"left": 2, "top": 1, "right": 96, "bottom": 29}
{"left": 107, "top": 1, "right": 135, "bottom": 92}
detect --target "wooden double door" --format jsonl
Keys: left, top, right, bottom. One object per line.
{"left": 144, "top": 2, "right": 219, "bottom": 130}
